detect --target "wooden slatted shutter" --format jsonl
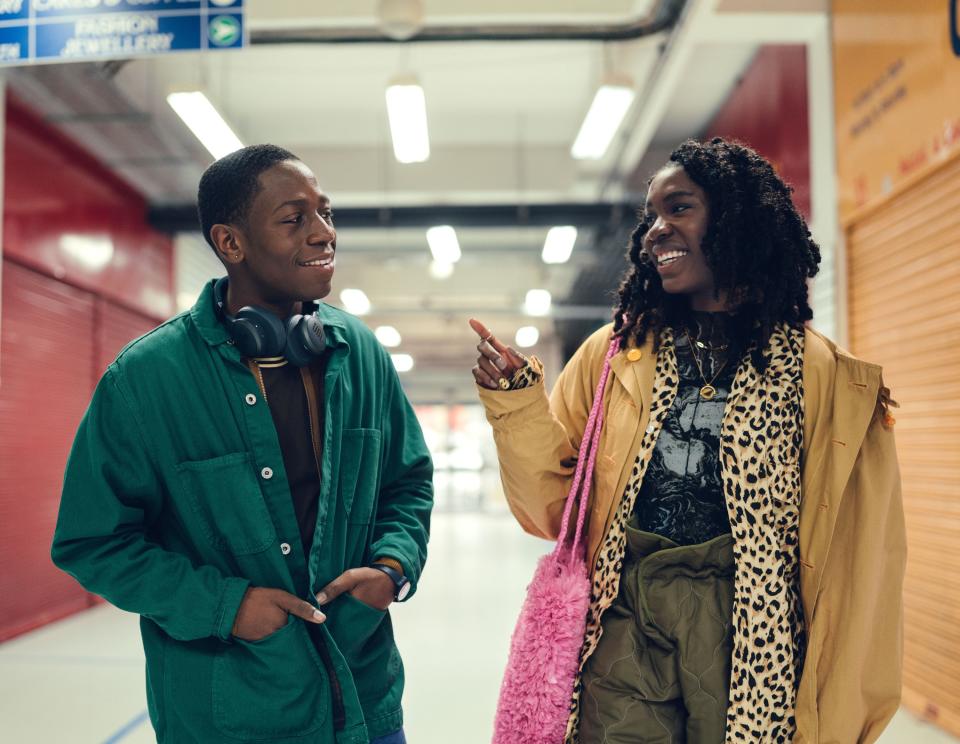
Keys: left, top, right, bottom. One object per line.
{"left": 846, "top": 151, "right": 960, "bottom": 736}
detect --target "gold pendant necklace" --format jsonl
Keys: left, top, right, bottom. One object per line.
{"left": 686, "top": 332, "right": 727, "bottom": 400}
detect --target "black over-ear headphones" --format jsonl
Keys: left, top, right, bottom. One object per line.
{"left": 214, "top": 278, "right": 326, "bottom": 367}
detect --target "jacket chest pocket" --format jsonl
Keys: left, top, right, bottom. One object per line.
{"left": 339, "top": 428, "right": 383, "bottom": 525}
{"left": 176, "top": 452, "right": 276, "bottom": 555}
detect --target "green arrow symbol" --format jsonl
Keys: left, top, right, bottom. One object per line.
{"left": 209, "top": 16, "right": 241, "bottom": 47}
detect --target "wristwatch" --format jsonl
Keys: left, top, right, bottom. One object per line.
{"left": 369, "top": 562, "right": 411, "bottom": 602}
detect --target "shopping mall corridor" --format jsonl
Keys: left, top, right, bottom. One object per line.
{"left": 0, "top": 512, "right": 954, "bottom": 744}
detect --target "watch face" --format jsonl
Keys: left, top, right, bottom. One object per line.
{"left": 397, "top": 581, "right": 412, "bottom": 602}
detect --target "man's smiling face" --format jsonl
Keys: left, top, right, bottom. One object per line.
{"left": 225, "top": 159, "right": 337, "bottom": 314}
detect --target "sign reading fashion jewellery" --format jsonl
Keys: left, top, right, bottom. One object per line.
{"left": 0, "top": 0, "right": 244, "bottom": 66}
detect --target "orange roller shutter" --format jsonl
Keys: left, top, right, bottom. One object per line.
{"left": 847, "top": 151, "right": 960, "bottom": 737}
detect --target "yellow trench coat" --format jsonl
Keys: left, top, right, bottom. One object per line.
{"left": 479, "top": 323, "right": 906, "bottom": 744}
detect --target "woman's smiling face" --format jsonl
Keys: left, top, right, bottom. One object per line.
{"left": 642, "top": 164, "right": 727, "bottom": 311}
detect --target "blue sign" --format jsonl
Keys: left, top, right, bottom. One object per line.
{"left": 0, "top": 0, "right": 244, "bottom": 66}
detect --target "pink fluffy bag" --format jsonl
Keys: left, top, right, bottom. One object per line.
{"left": 492, "top": 337, "right": 620, "bottom": 744}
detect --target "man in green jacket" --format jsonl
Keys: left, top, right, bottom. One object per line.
{"left": 52, "top": 144, "right": 434, "bottom": 744}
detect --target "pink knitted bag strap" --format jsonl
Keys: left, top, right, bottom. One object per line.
{"left": 554, "top": 336, "right": 621, "bottom": 562}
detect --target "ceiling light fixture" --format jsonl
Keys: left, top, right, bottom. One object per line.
{"left": 429, "top": 260, "right": 454, "bottom": 280}
{"left": 571, "top": 79, "right": 635, "bottom": 161}
{"left": 426, "top": 225, "right": 461, "bottom": 264}
{"left": 166, "top": 91, "right": 243, "bottom": 160}
{"left": 340, "top": 288, "right": 371, "bottom": 315}
{"left": 515, "top": 326, "right": 540, "bottom": 348}
{"left": 391, "top": 353, "right": 415, "bottom": 373}
{"left": 541, "top": 226, "right": 578, "bottom": 264}
{"left": 524, "top": 289, "right": 552, "bottom": 317}
{"left": 375, "top": 325, "right": 402, "bottom": 347}
{"left": 386, "top": 75, "right": 430, "bottom": 164}
{"left": 378, "top": 0, "right": 425, "bottom": 40}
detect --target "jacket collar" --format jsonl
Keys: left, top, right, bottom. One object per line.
{"left": 311, "top": 300, "right": 349, "bottom": 350}
{"left": 189, "top": 278, "right": 349, "bottom": 350}
{"left": 189, "top": 279, "right": 231, "bottom": 346}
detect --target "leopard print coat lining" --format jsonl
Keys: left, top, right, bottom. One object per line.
{"left": 564, "top": 324, "right": 806, "bottom": 743}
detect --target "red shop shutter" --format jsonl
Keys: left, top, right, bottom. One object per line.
{"left": 0, "top": 260, "right": 97, "bottom": 641}
{"left": 95, "top": 297, "right": 160, "bottom": 374}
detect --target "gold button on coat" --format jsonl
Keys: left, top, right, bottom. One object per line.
{"left": 626, "top": 349, "right": 643, "bottom": 362}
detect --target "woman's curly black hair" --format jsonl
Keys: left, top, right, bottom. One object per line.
{"left": 612, "top": 137, "right": 821, "bottom": 370}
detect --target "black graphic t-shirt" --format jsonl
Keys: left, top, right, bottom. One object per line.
{"left": 634, "top": 313, "right": 739, "bottom": 545}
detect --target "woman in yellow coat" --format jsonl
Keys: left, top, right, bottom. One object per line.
{"left": 471, "top": 138, "right": 905, "bottom": 743}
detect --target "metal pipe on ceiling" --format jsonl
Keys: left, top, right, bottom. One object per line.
{"left": 251, "top": 0, "right": 685, "bottom": 45}
{"left": 149, "top": 201, "right": 638, "bottom": 234}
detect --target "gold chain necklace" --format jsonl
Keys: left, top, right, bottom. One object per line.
{"left": 686, "top": 332, "right": 728, "bottom": 400}
{"left": 692, "top": 338, "right": 729, "bottom": 352}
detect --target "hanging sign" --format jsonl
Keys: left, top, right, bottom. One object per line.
{"left": 0, "top": 1, "right": 245, "bottom": 66}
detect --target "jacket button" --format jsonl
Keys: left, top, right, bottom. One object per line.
{"left": 245, "top": 393, "right": 257, "bottom": 405}
{"left": 627, "top": 349, "right": 643, "bottom": 362}
{"left": 261, "top": 467, "right": 274, "bottom": 480}
{"left": 280, "top": 542, "right": 292, "bottom": 556}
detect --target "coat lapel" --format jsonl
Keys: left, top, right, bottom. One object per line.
{"left": 799, "top": 341, "right": 882, "bottom": 621}
{"left": 608, "top": 334, "right": 657, "bottom": 413}
{"left": 829, "top": 357, "right": 881, "bottom": 505}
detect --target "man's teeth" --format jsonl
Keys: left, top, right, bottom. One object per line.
{"left": 301, "top": 257, "right": 333, "bottom": 266}
{"left": 657, "top": 251, "right": 688, "bottom": 266}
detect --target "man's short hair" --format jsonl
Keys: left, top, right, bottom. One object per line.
{"left": 197, "top": 144, "right": 299, "bottom": 251}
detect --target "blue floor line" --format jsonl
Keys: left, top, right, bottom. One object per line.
{"left": 102, "top": 710, "right": 149, "bottom": 744}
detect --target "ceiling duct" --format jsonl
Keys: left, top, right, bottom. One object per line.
{"left": 149, "top": 201, "right": 637, "bottom": 234}
{"left": 252, "top": 0, "right": 685, "bottom": 45}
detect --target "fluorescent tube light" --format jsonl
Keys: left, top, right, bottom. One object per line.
{"left": 541, "top": 226, "right": 578, "bottom": 264}
{"left": 426, "top": 225, "right": 461, "bottom": 264}
{"left": 166, "top": 91, "right": 243, "bottom": 160}
{"left": 385, "top": 77, "right": 430, "bottom": 163}
{"left": 524, "top": 289, "right": 552, "bottom": 317}
{"left": 340, "top": 288, "right": 371, "bottom": 315}
{"left": 391, "top": 353, "right": 415, "bottom": 373}
{"left": 515, "top": 326, "right": 540, "bottom": 348}
{"left": 375, "top": 325, "right": 402, "bottom": 347}
{"left": 429, "top": 260, "right": 454, "bottom": 279}
{"left": 571, "top": 84, "right": 635, "bottom": 160}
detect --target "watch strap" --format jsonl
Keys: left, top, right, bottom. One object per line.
{"left": 372, "top": 557, "right": 404, "bottom": 575}
{"left": 369, "top": 563, "right": 409, "bottom": 601}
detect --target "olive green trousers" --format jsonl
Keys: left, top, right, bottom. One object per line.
{"left": 579, "top": 519, "right": 735, "bottom": 744}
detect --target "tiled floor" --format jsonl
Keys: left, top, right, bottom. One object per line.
{"left": 0, "top": 512, "right": 954, "bottom": 744}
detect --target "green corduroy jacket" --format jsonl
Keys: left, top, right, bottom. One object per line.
{"left": 52, "top": 279, "right": 434, "bottom": 743}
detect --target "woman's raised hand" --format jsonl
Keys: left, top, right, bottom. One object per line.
{"left": 469, "top": 318, "right": 526, "bottom": 390}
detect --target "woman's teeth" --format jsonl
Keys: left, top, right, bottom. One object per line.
{"left": 657, "top": 250, "right": 688, "bottom": 267}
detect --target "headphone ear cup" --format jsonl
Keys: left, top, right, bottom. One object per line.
{"left": 232, "top": 308, "right": 287, "bottom": 358}
{"left": 284, "top": 315, "right": 327, "bottom": 367}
